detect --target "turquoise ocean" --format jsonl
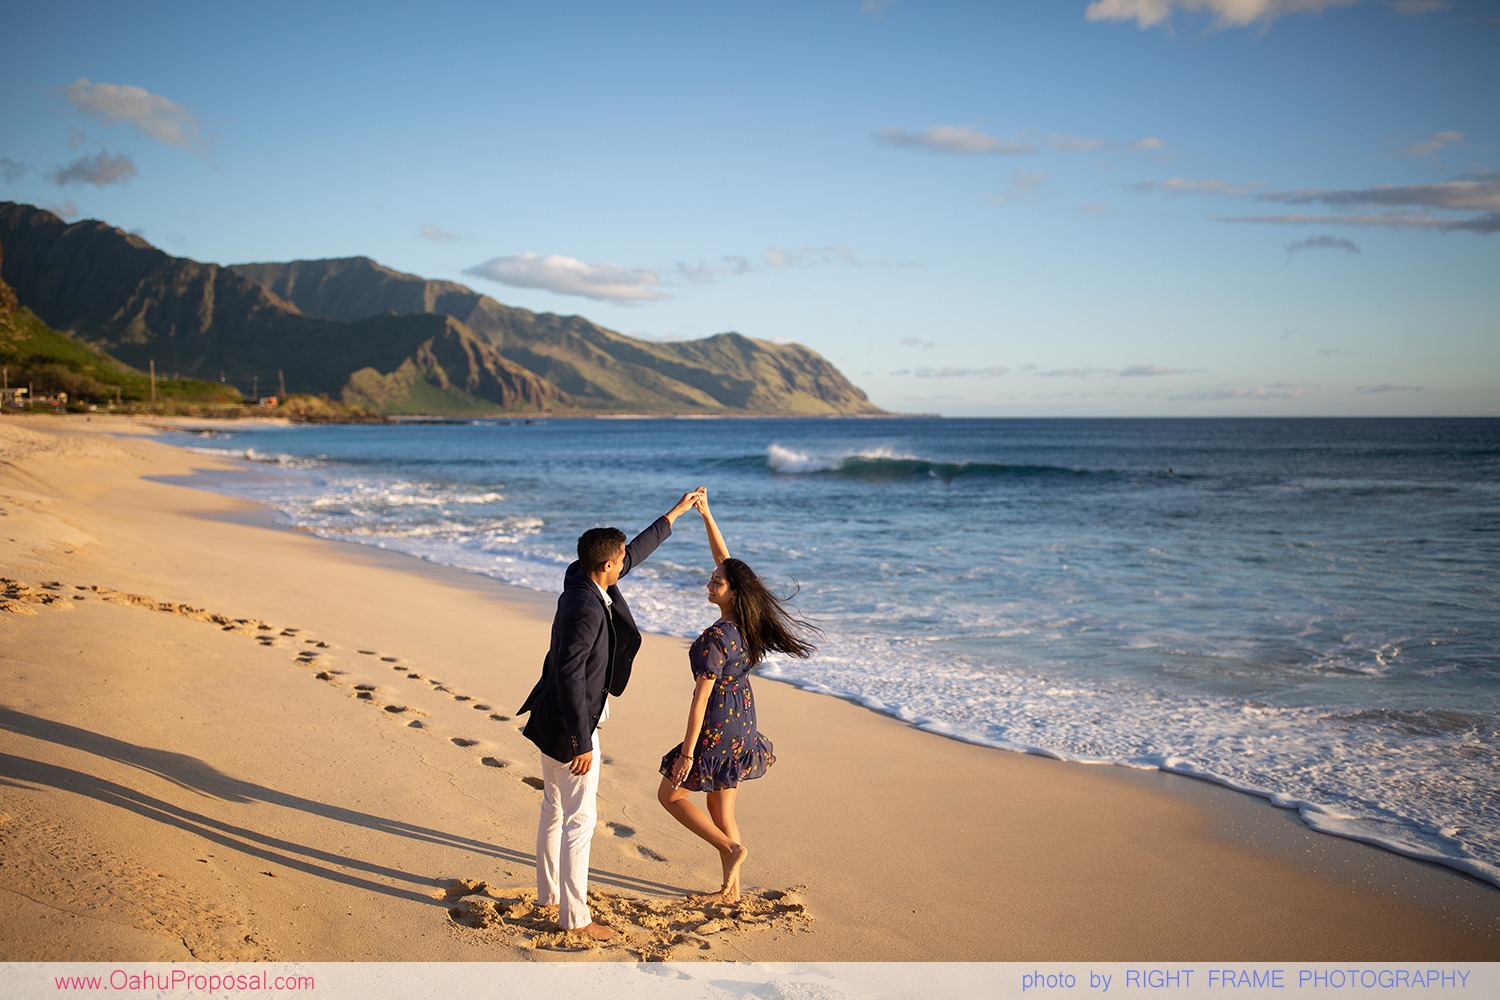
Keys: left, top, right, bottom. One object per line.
{"left": 170, "top": 417, "right": 1500, "bottom": 887}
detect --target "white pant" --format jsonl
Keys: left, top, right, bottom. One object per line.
{"left": 536, "top": 727, "right": 601, "bottom": 929}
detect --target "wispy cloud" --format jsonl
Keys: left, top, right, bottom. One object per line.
{"left": 1120, "top": 364, "right": 1196, "bottom": 376}
{"left": 1, "top": 157, "right": 26, "bottom": 183}
{"left": 901, "top": 336, "right": 936, "bottom": 351}
{"left": 1086, "top": 0, "right": 1361, "bottom": 30}
{"left": 675, "top": 244, "right": 873, "bottom": 286}
{"left": 46, "top": 150, "right": 137, "bottom": 187}
{"left": 1136, "top": 173, "right": 1500, "bottom": 234}
{"left": 986, "top": 171, "right": 1048, "bottom": 206}
{"left": 763, "top": 245, "right": 860, "bottom": 268}
{"left": 877, "top": 126, "right": 1164, "bottom": 159}
{"left": 1034, "top": 364, "right": 1198, "bottom": 378}
{"left": 893, "top": 366, "right": 1012, "bottom": 378}
{"left": 1170, "top": 383, "right": 1311, "bottom": 402}
{"left": 1396, "top": 130, "right": 1463, "bottom": 157}
{"left": 1287, "top": 235, "right": 1361, "bottom": 256}
{"left": 464, "top": 252, "right": 667, "bottom": 304}
{"left": 1127, "top": 177, "right": 1268, "bottom": 197}
{"left": 1358, "top": 382, "right": 1424, "bottom": 393}
{"left": 1033, "top": 367, "right": 1112, "bottom": 379}
{"left": 420, "top": 224, "right": 471, "bottom": 243}
{"left": 1389, "top": 0, "right": 1451, "bottom": 15}
{"left": 875, "top": 125, "right": 1033, "bottom": 156}
{"left": 1048, "top": 133, "right": 1167, "bottom": 154}
{"left": 861, "top": 0, "right": 901, "bottom": 17}
{"left": 1258, "top": 177, "right": 1500, "bottom": 212}
{"left": 62, "top": 79, "right": 211, "bottom": 154}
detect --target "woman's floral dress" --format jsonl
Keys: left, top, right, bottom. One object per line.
{"left": 659, "top": 621, "right": 775, "bottom": 791}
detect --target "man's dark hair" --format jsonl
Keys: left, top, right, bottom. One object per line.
{"left": 578, "top": 527, "right": 627, "bottom": 573}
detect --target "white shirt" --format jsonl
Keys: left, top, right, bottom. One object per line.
{"left": 592, "top": 580, "right": 612, "bottom": 724}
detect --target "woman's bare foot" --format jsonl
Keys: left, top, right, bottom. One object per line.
{"left": 718, "top": 842, "right": 749, "bottom": 902}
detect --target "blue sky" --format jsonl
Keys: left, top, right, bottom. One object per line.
{"left": 4, "top": 0, "right": 1496, "bottom": 416}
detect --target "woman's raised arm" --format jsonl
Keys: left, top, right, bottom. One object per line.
{"left": 697, "top": 493, "right": 731, "bottom": 566}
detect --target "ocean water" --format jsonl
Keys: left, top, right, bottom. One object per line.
{"left": 169, "top": 417, "right": 1500, "bottom": 887}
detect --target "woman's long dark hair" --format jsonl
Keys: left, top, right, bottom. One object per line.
{"left": 720, "top": 557, "right": 821, "bottom": 666}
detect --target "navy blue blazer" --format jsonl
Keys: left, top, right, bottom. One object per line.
{"left": 518, "top": 515, "right": 672, "bottom": 763}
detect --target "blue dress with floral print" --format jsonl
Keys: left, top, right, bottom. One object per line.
{"left": 659, "top": 621, "right": 775, "bottom": 791}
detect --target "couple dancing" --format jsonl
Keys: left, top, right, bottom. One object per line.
{"left": 517, "top": 487, "right": 819, "bottom": 942}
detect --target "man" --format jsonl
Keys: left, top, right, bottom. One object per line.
{"left": 518, "top": 488, "right": 704, "bottom": 941}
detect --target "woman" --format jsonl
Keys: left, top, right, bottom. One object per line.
{"left": 657, "top": 493, "right": 820, "bottom": 902}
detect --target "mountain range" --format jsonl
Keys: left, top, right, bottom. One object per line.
{"left": 0, "top": 202, "right": 882, "bottom": 417}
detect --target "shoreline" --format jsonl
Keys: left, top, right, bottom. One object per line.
{"left": 162, "top": 413, "right": 1500, "bottom": 893}
{"left": 2, "top": 413, "right": 1497, "bottom": 962}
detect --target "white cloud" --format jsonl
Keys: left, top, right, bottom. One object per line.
{"left": 1396, "top": 131, "right": 1463, "bottom": 157}
{"left": 1086, "top": 0, "right": 1361, "bottom": 29}
{"left": 464, "top": 252, "right": 667, "bottom": 304}
{"left": 63, "top": 79, "right": 210, "bottom": 154}
{"left": 901, "top": 336, "right": 936, "bottom": 350}
{"left": 875, "top": 126, "right": 1033, "bottom": 156}
{"left": 47, "top": 150, "right": 137, "bottom": 187}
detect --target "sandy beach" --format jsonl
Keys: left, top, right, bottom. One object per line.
{"left": 1, "top": 414, "right": 1497, "bottom": 964}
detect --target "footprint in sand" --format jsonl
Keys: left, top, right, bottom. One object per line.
{"left": 451, "top": 738, "right": 480, "bottom": 748}
{"left": 602, "top": 823, "right": 669, "bottom": 862}
{"left": 480, "top": 757, "right": 509, "bottom": 769}
{"left": 489, "top": 713, "right": 512, "bottom": 722}
{"left": 521, "top": 776, "right": 544, "bottom": 790}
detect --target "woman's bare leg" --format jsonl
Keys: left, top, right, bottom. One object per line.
{"left": 658, "top": 777, "right": 746, "bottom": 900}
{"left": 707, "top": 788, "right": 747, "bottom": 901}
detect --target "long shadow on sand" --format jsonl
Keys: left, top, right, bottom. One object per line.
{"left": 0, "top": 706, "right": 691, "bottom": 902}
